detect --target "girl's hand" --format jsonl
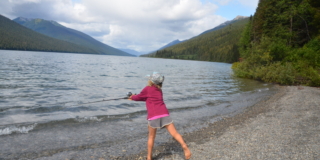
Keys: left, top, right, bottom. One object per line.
{"left": 128, "top": 94, "right": 135, "bottom": 100}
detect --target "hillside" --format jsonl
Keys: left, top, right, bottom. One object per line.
{"left": 158, "top": 39, "right": 183, "bottom": 50}
{"left": 0, "top": 14, "right": 97, "bottom": 53}
{"left": 141, "top": 39, "right": 184, "bottom": 57}
{"left": 13, "top": 17, "right": 133, "bottom": 56}
{"left": 143, "top": 17, "right": 249, "bottom": 63}
{"left": 232, "top": 0, "right": 320, "bottom": 86}
{"left": 198, "top": 15, "right": 248, "bottom": 36}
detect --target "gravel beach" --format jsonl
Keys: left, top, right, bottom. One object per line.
{"left": 124, "top": 86, "right": 320, "bottom": 160}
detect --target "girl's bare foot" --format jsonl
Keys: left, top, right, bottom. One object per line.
{"left": 182, "top": 145, "right": 192, "bottom": 159}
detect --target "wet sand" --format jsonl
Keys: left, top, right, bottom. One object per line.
{"left": 122, "top": 86, "right": 320, "bottom": 160}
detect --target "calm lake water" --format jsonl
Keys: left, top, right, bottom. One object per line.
{"left": 0, "top": 50, "right": 276, "bottom": 159}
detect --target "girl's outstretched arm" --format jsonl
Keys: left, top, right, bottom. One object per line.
{"left": 130, "top": 86, "right": 148, "bottom": 101}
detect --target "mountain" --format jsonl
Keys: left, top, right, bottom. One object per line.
{"left": 141, "top": 16, "right": 248, "bottom": 58}
{"left": 199, "top": 15, "right": 248, "bottom": 35}
{"left": 13, "top": 17, "right": 133, "bottom": 56}
{"left": 158, "top": 39, "right": 184, "bottom": 50}
{"left": 142, "top": 16, "right": 249, "bottom": 63}
{"left": 140, "top": 39, "right": 184, "bottom": 57}
{"left": 118, "top": 48, "right": 141, "bottom": 56}
{"left": 0, "top": 14, "right": 97, "bottom": 53}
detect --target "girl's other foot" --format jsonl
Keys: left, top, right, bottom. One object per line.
{"left": 183, "top": 145, "right": 191, "bottom": 159}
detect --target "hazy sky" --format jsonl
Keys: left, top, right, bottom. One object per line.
{"left": 0, "top": 0, "right": 258, "bottom": 53}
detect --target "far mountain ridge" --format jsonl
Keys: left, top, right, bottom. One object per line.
{"left": 141, "top": 17, "right": 249, "bottom": 62}
{"left": 158, "top": 39, "right": 184, "bottom": 50}
{"left": 140, "top": 39, "right": 183, "bottom": 56}
{"left": 199, "top": 15, "right": 248, "bottom": 36}
{"left": 0, "top": 14, "right": 97, "bottom": 54}
{"left": 141, "top": 15, "right": 248, "bottom": 57}
{"left": 118, "top": 48, "right": 141, "bottom": 56}
{"left": 233, "top": 15, "right": 247, "bottom": 20}
{"left": 13, "top": 17, "right": 134, "bottom": 56}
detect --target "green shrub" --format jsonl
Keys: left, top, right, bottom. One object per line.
{"left": 253, "top": 62, "right": 296, "bottom": 85}
{"left": 268, "top": 38, "right": 290, "bottom": 61}
{"left": 232, "top": 60, "right": 320, "bottom": 86}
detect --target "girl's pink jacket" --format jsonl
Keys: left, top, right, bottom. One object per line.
{"left": 131, "top": 86, "right": 169, "bottom": 120}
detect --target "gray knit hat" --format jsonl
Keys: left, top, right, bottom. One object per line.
{"left": 147, "top": 72, "right": 164, "bottom": 85}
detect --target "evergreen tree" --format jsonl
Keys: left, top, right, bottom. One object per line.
{"left": 233, "top": 0, "right": 320, "bottom": 86}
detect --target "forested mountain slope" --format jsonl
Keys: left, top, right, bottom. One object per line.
{"left": 141, "top": 39, "right": 184, "bottom": 57}
{"left": 232, "top": 0, "right": 320, "bottom": 86}
{"left": 198, "top": 15, "right": 247, "bottom": 36}
{"left": 0, "top": 15, "right": 96, "bottom": 54}
{"left": 143, "top": 17, "right": 249, "bottom": 63}
{"left": 14, "top": 17, "right": 133, "bottom": 56}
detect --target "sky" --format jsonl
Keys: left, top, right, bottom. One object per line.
{"left": 0, "top": 0, "right": 258, "bottom": 53}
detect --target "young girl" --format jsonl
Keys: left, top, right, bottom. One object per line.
{"left": 129, "top": 72, "right": 191, "bottom": 160}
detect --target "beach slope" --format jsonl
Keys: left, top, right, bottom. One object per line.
{"left": 128, "top": 86, "right": 320, "bottom": 160}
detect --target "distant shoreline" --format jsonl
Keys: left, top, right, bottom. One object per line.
{"left": 0, "top": 49, "right": 133, "bottom": 56}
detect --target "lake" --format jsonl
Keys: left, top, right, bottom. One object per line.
{"left": 0, "top": 50, "right": 276, "bottom": 159}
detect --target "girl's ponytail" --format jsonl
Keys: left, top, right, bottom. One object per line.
{"left": 148, "top": 80, "right": 162, "bottom": 89}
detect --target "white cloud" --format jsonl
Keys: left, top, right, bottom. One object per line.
{"left": 238, "top": 0, "right": 259, "bottom": 8}
{"left": 213, "top": 0, "right": 232, "bottom": 5}
{"left": 77, "top": 0, "right": 224, "bottom": 51}
{"left": 8, "top": 0, "right": 42, "bottom": 4}
{"left": 0, "top": 1, "right": 14, "bottom": 18}
{"left": 1, "top": 0, "right": 259, "bottom": 52}
{"left": 60, "top": 22, "right": 111, "bottom": 37}
{"left": 213, "top": 0, "right": 258, "bottom": 8}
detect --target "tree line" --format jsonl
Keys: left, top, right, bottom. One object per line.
{"left": 233, "top": 0, "right": 320, "bottom": 86}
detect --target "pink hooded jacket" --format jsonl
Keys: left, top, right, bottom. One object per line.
{"left": 131, "top": 85, "right": 169, "bottom": 120}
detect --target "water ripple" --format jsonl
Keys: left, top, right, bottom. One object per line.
{"left": 0, "top": 50, "right": 273, "bottom": 133}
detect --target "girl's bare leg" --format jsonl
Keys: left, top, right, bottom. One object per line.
{"left": 165, "top": 123, "right": 191, "bottom": 159}
{"left": 147, "top": 125, "right": 157, "bottom": 160}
